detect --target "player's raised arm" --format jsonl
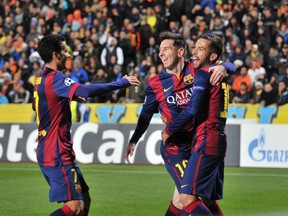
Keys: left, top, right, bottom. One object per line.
{"left": 74, "top": 75, "right": 140, "bottom": 98}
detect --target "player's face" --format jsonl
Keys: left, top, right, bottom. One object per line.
{"left": 159, "top": 39, "right": 181, "bottom": 70}
{"left": 191, "top": 38, "right": 213, "bottom": 69}
{"left": 57, "top": 41, "right": 71, "bottom": 71}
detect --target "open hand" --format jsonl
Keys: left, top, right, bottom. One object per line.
{"left": 125, "top": 143, "right": 136, "bottom": 164}
{"left": 123, "top": 75, "right": 140, "bottom": 86}
{"left": 208, "top": 65, "right": 228, "bottom": 85}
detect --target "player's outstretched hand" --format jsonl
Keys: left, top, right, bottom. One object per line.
{"left": 122, "top": 75, "right": 140, "bottom": 86}
{"left": 125, "top": 143, "right": 136, "bottom": 164}
{"left": 208, "top": 65, "right": 228, "bottom": 85}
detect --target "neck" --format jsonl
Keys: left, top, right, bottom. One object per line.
{"left": 166, "top": 59, "right": 185, "bottom": 76}
{"left": 45, "top": 62, "right": 58, "bottom": 71}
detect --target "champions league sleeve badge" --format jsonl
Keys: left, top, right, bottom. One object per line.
{"left": 64, "top": 77, "right": 76, "bottom": 86}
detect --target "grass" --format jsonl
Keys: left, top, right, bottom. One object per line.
{"left": 0, "top": 163, "right": 288, "bottom": 216}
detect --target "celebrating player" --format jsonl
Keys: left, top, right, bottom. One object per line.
{"left": 125, "top": 32, "right": 235, "bottom": 216}
{"left": 33, "top": 34, "right": 139, "bottom": 216}
{"left": 162, "top": 33, "right": 229, "bottom": 215}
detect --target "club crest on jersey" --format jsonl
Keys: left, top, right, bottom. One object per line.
{"left": 64, "top": 77, "right": 76, "bottom": 86}
{"left": 183, "top": 74, "right": 194, "bottom": 84}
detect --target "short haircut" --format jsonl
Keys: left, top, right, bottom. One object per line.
{"left": 198, "top": 33, "right": 223, "bottom": 60}
{"left": 38, "top": 34, "right": 66, "bottom": 63}
{"left": 159, "top": 31, "right": 186, "bottom": 50}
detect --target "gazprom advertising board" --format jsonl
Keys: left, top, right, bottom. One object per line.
{"left": 240, "top": 125, "right": 288, "bottom": 168}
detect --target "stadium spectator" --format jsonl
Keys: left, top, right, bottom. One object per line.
{"left": 118, "top": 30, "right": 135, "bottom": 73}
{"left": 276, "top": 32, "right": 286, "bottom": 51}
{"left": 90, "top": 68, "right": 109, "bottom": 103}
{"left": 243, "top": 38, "right": 253, "bottom": 56}
{"left": 232, "top": 82, "right": 252, "bottom": 104}
{"left": 269, "top": 73, "right": 279, "bottom": 89}
{"left": 145, "top": 36, "right": 160, "bottom": 65}
{"left": 245, "top": 44, "right": 264, "bottom": 67}
{"left": 277, "top": 44, "right": 288, "bottom": 81}
{"left": 71, "top": 56, "right": 89, "bottom": 84}
{"left": 28, "top": 61, "right": 42, "bottom": 87}
{"left": 247, "top": 59, "right": 266, "bottom": 84}
{"left": 0, "top": 84, "right": 9, "bottom": 104}
{"left": 109, "top": 64, "right": 125, "bottom": 103}
{"left": 0, "top": 27, "right": 7, "bottom": 48}
{"left": 276, "top": 80, "right": 288, "bottom": 106}
{"left": 9, "top": 83, "right": 31, "bottom": 104}
{"left": 126, "top": 68, "right": 145, "bottom": 103}
{"left": 259, "top": 82, "right": 278, "bottom": 107}
{"left": 264, "top": 46, "right": 280, "bottom": 80}
{"left": 5, "top": 72, "right": 22, "bottom": 103}
{"left": 0, "top": 0, "right": 287, "bottom": 106}
{"left": 232, "top": 66, "right": 252, "bottom": 92}
{"left": 100, "top": 36, "right": 124, "bottom": 70}
{"left": 250, "top": 81, "right": 264, "bottom": 104}
{"left": 227, "top": 45, "right": 246, "bottom": 64}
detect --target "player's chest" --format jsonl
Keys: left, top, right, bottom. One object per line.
{"left": 155, "top": 72, "right": 195, "bottom": 106}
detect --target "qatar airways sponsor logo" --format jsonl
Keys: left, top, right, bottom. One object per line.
{"left": 166, "top": 87, "right": 193, "bottom": 106}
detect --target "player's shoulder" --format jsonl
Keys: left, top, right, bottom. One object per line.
{"left": 199, "top": 66, "right": 210, "bottom": 72}
{"left": 147, "top": 73, "right": 161, "bottom": 84}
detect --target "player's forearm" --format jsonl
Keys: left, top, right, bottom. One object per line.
{"left": 166, "top": 92, "right": 201, "bottom": 134}
{"left": 167, "top": 70, "right": 210, "bottom": 134}
{"left": 217, "top": 61, "right": 236, "bottom": 74}
{"left": 129, "top": 111, "right": 153, "bottom": 144}
{"left": 75, "top": 79, "right": 130, "bottom": 98}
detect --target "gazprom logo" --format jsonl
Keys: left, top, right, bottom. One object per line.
{"left": 248, "top": 129, "right": 288, "bottom": 162}
{"left": 248, "top": 129, "right": 265, "bottom": 161}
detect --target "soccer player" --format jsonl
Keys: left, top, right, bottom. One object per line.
{"left": 125, "top": 32, "right": 235, "bottom": 216}
{"left": 32, "top": 34, "right": 139, "bottom": 216}
{"left": 162, "top": 33, "right": 229, "bottom": 215}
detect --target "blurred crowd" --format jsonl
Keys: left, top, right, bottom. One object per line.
{"left": 0, "top": 0, "right": 287, "bottom": 107}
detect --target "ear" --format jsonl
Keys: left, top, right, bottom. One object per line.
{"left": 210, "top": 53, "right": 218, "bottom": 62}
{"left": 178, "top": 47, "right": 185, "bottom": 57}
{"left": 54, "top": 52, "right": 60, "bottom": 60}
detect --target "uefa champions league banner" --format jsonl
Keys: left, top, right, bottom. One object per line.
{"left": 240, "top": 124, "right": 288, "bottom": 168}
{"left": 0, "top": 123, "right": 240, "bottom": 166}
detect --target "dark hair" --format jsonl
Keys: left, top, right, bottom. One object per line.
{"left": 198, "top": 33, "right": 223, "bottom": 61}
{"left": 38, "top": 34, "right": 66, "bottom": 63}
{"left": 159, "top": 31, "right": 186, "bottom": 50}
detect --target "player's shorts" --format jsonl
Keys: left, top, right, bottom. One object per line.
{"left": 161, "top": 140, "right": 191, "bottom": 191}
{"left": 179, "top": 148, "right": 225, "bottom": 200}
{"left": 40, "top": 162, "right": 89, "bottom": 203}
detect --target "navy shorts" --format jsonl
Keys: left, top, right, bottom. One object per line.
{"left": 161, "top": 141, "right": 191, "bottom": 191}
{"left": 180, "top": 148, "right": 225, "bottom": 200}
{"left": 40, "top": 162, "right": 89, "bottom": 203}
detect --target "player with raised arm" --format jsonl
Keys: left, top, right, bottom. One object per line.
{"left": 125, "top": 32, "right": 235, "bottom": 216}
{"left": 162, "top": 33, "right": 229, "bottom": 215}
{"left": 33, "top": 34, "right": 139, "bottom": 216}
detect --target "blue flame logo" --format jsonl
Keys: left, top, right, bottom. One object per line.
{"left": 248, "top": 129, "right": 265, "bottom": 161}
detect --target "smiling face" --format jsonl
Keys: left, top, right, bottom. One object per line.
{"left": 191, "top": 38, "right": 214, "bottom": 69}
{"left": 158, "top": 39, "right": 183, "bottom": 71}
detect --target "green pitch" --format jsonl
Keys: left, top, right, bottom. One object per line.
{"left": 0, "top": 163, "right": 288, "bottom": 216}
